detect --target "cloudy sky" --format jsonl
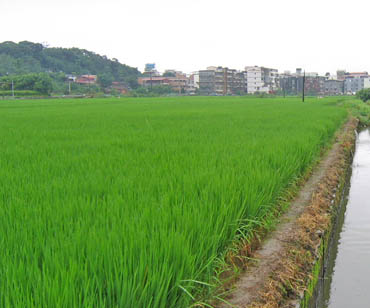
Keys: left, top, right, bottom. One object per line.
{"left": 1, "top": 0, "right": 368, "bottom": 74}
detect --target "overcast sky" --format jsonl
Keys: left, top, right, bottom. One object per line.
{"left": 1, "top": 0, "right": 369, "bottom": 74}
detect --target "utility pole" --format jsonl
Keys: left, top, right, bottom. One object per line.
{"left": 302, "top": 71, "right": 306, "bottom": 102}
{"left": 69, "top": 81, "right": 71, "bottom": 94}
{"left": 223, "top": 68, "right": 227, "bottom": 96}
{"left": 11, "top": 79, "right": 14, "bottom": 98}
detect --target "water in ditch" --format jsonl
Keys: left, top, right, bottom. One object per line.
{"left": 310, "top": 128, "right": 370, "bottom": 308}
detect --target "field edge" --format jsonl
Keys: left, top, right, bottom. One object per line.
{"left": 212, "top": 117, "right": 358, "bottom": 308}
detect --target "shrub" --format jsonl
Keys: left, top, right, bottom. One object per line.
{"left": 356, "top": 88, "right": 370, "bottom": 102}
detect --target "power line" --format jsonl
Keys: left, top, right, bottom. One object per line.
{"left": 302, "top": 71, "right": 306, "bottom": 102}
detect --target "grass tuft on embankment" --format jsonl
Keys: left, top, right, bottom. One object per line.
{"left": 335, "top": 97, "right": 370, "bottom": 125}
{"left": 0, "top": 97, "right": 347, "bottom": 307}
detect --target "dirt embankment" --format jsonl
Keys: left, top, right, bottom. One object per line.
{"left": 219, "top": 118, "right": 358, "bottom": 308}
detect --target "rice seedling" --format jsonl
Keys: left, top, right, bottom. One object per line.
{"left": 0, "top": 96, "right": 347, "bottom": 307}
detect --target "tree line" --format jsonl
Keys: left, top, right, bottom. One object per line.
{"left": 0, "top": 73, "right": 52, "bottom": 95}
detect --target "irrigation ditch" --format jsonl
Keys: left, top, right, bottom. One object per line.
{"left": 306, "top": 127, "right": 370, "bottom": 308}
{"left": 217, "top": 118, "right": 359, "bottom": 308}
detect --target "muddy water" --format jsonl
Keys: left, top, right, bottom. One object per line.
{"left": 311, "top": 129, "right": 370, "bottom": 308}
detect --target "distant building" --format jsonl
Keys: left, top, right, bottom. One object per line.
{"left": 305, "top": 72, "right": 319, "bottom": 77}
{"left": 198, "top": 65, "right": 278, "bottom": 95}
{"left": 187, "top": 72, "right": 199, "bottom": 95}
{"left": 334, "top": 70, "right": 370, "bottom": 94}
{"left": 139, "top": 77, "right": 164, "bottom": 87}
{"left": 323, "top": 79, "right": 344, "bottom": 96}
{"left": 261, "top": 67, "right": 279, "bottom": 92}
{"left": 234, "top": 71, "right": 246, "bottom": 94}
{"left": 304, "top": 75, "right": 326, "bottom": 96}
{"left": 278, "top": 73, "right": 301, "bottom": 95}
{"left": 336, "top": 70, "right": 346, "bottom": 81}
{"left": 278, "top": 69, "right": 325, "bottom": 96}
{"left": 168, "top": 75, "right": 188, "bottom": 93}
{"left": 345, "top": 72, "right": 369, "bottom": 78}
{"left": 138, "top": 75, "right": 189, "bottom": 93}
{"left": 344, "top": 72, "right": 369, "bottom": 94}
{"left": 138, "top": 76, "right": 168, "bottom": 87}
{"left": 245, "top": 66, "right": 267, "bottom": 93}
{"left": 199, "top": 66, "right": 245, "bottom": 95}
{"left": 344, "top": 78, "right": 363, "bottom": 94}
{"left": 199, "top": 69, "right": 216, "bottom": 95}
{"left": 364, "top": 77, "right": 370, "bottom": 89}
{"left": 110, "top": 82, "right": 130, "bottom": 94}
{"left": 66, "top": 74, "right": 76, "bottom": 82}
{"left": 244, "top": 66, "right": 278, "bottom": 94}
{"left": 76, "top": 75, "right": 97, "bottom": 85}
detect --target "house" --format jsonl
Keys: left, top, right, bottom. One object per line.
{"left": 138, "top": 75, "right": 189, "bottom": 93}
{"left": 66, "top": 74, "right": 77, "bottom": 82}
{"left": 110, "top": 82, "right": 130, "bottom": 94}
{"left": 76, "top": 75, "right": 97, "bottom": 85}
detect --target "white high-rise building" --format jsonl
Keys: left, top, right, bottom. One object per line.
{"left": 245, "top": 66, "right": 278, "bottom": 94}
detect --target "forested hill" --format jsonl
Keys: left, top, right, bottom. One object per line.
{"left": 0, "top": 41, "right": 141, "bottom": 88}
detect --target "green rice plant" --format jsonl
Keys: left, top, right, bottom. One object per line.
{"left": 0, "top": 96, "right": 347, "bottom": 307}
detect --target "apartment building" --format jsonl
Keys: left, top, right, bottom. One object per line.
{"left": 336, "top": 70, "right": 346, "bottom": 81}
{"left": 364, "top": 77, "right": 370, "bottom": 89}
{"left": 199, "top": 66, "right": 245, "bottom": 95}
{"left": 323, "top": 79, "right": 344, "bottom": 96}
{"left": 304, "top": 75, "right": 326, "bottom": 96}
{"left": 199, "top": 69, "right": 216, "bottom": 95}
{"left": 278, "top": 74, "right": 300, "bottom": 95}
{"left": 278, "top": 69, "right": 327, "bottom": 96}
{"left": 214, "top": 67, "right": 230, "bottom": 95}
{"left": 187, "top": 72, "right": 199, "bottom": 95}
{"left": 244, "top": 66, "right": 278, "bottom": 94}
{"left": 245, "top": 66, "right": 265, "bottom": 93}
{"left": 261, "top": 67, "right": 279, "bottom": 92}
{"left": 343, "top": 72, "right": 369, "bottom": 94}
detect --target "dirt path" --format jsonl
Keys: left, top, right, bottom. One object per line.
{"left": 220, "top": 119, "right": 357, "bottom": 308}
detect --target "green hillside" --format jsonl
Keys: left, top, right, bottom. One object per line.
{"left": 0, "top": 41, "right": 140, "bottom": 89}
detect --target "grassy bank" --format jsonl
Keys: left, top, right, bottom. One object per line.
{"left": 0, "top": 97, "right": 347, "bottom": 307}
{"left": 335, "top": 97, "right": 370, "bottom": 125}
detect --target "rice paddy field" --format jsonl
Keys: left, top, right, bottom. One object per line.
{"left": 0, "top": 96, "right": 347, "bottom": 307}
